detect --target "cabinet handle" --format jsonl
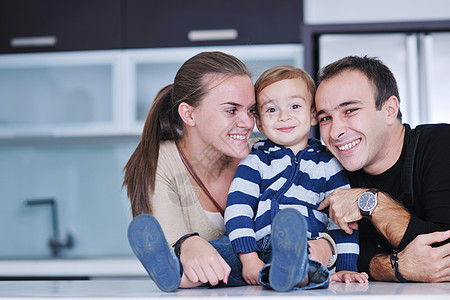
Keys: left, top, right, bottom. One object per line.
{"left": 188, "top": 29, "right": 238, "bottom": 42}
{"left": 10, "top": 36, "right": 57, "bottom": 48}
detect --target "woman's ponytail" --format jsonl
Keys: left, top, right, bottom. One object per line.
{"left": 123, "top": 84, "right": 180, "bottom": 216}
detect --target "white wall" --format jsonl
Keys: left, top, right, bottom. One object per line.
{"left": 304, "top": 0, "right": 450, "bottom": 24}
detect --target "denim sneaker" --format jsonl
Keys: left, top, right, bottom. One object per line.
{"left": 269, "top": 208, "right": 309, "bottom": 292}
{"left": 128, "top": 214, "right": 181, "bottom": 292}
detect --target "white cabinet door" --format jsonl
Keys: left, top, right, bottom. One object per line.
{"left": 0, "top": 51, "right": 122, "bottom": 137}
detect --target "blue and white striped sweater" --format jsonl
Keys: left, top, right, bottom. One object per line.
{"left": 225, "top": 138, "right": 359, "bottom": 272}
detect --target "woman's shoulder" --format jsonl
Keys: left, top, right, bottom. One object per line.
{"left": 157, "top": 140, "right": 184, "bottom": 172}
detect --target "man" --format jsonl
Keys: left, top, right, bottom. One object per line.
{"left": 315, "top": 55, "right": 450, "bottom": 282}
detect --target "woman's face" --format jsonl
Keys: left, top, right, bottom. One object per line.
{"left": 190, "top": 74, "right": 256, "bottom": 161}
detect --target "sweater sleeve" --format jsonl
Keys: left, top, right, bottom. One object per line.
{"left": 325, "top": 155, "right": 359, "bottom": 272}
{"left": 225, "top": 154, "right": 263, "bottom": 254}
{"left": 327, "top": 220, "right": 359, "bottom": 272}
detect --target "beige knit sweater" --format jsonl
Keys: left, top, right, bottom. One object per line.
{"left": 150, "top": 140, "right": 224, "bottom": 246}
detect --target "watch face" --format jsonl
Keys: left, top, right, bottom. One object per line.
{"left": 358, "top": 192, "right": 377, "bottom": 211}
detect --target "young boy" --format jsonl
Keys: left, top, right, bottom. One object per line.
{"left": 225, "top": 65, "right": 368, "bottom": 292}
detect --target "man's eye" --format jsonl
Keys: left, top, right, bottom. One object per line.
{"left": 346, "top": 108, "right": 358, "bottom": 114}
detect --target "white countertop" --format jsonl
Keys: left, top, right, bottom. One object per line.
{"left": 0, "top": 258, "right": 147, "bottom": 278}
{"left": 1, "top": 280, "right": 450, "bottom": 299}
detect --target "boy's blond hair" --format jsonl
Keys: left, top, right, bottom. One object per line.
{"left": 254, "top": 65, "right": 316, "bottom": 112}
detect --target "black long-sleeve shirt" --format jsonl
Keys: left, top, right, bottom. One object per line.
{"left": 348, "top": 124, "right": 450, "bottom": 278}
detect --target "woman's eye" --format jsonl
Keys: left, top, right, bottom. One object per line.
{"left": 226, "top": 108, "right": 237, "bottom": 114}
{"left": 248, "top": 108, "right": 257, "bottom": 115}
{"left": 346, "top": 108, "right": 358, "bottom": 114}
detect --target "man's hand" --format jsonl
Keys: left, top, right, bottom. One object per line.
{"left": 318, "top": 188, "right": 365, "bottom": 234}
{"left": 398, "top": 231, "right": 450, "bottom": 282}
{"left": 239, "top": 252, "right": 265, "bottom": 285}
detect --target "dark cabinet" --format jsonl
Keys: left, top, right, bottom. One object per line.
{"left": 0, "top": 0, "right": 121, "bottom": 54}
{"left": 125, "top": 0, "right": 303, "bottom": 48}
{"left": 0, "top": 0, "right": 302, "bottom": 54}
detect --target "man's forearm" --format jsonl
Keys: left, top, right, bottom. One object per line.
{"left": 371, "top": 192, "right": 411, "bottom": 247}
{"left": 369, "top": 254, "right": 397, "bottom": 281}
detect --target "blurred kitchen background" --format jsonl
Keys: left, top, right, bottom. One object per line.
{"left": 0, "top": 0, "right": 449, "bottom": 278}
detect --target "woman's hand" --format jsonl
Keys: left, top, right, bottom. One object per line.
{"left": 179, "top": 235, "right": 231, "bottom": 286}
{"left": 239, "top": 252, "right": 265, "bottom": 285}
{"left": 330, "top": 270, "right": 369, "bottom": 283}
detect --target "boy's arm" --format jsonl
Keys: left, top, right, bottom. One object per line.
{"left": 324, "top": 156, "right": 359, "bottom": 272}
{"left": 225, "top": 154, "right": 263, "bottom": 255}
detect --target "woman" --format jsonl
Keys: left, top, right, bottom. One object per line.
{"left": 123, "top": 51, "right": 333, "bottom": 292}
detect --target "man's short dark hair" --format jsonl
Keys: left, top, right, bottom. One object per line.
{"left": 317, "top": 55, "right": 402, "bottom": 120}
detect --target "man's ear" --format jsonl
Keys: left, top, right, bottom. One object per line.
{"left": 383, "top": 96, "right": 400, "bottom": 124}
{"left": 311, "top": 107, "right": 318, "bottom": 126}
{"left": 255, "top": 114, "right": 264, "bottom": 134}
{"left": 178, "top": 102, "right": 196, "bottom": 127}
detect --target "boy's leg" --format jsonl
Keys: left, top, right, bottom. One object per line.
{"left": 128, "top": 214, "right": 181, "bottom": 292}
{"left": 268, "top": 208, "right": 309, "bottom": 292}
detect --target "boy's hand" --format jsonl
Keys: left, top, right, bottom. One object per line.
{"left": 239, "top": 252, "right": 265, "bottom": 285}
{"left": 330, "top": 270, "right": 369, "bottom": 283}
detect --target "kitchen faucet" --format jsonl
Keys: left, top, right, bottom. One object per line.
{"left": 24, "top": 198, "right": 74, "bottom": 257}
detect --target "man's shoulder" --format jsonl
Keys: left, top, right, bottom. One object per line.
{"left": 413, "top": 123, "right": 450, "bottom": 134}
{"left": 412, "top": 123, "right": 450, "bottom": 145}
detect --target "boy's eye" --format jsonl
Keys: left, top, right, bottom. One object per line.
{"left": 318, "top": 116, "right": 331, "bottom": 123}
{"left": 266, "top": 107, "right": 276, "bottom": 113}
{"left": 292, "top": 104, "right": 300, "bottom": 109}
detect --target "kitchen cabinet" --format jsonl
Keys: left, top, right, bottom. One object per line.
{"left": 0, "top": 50, "right": 123, "bottom": 139}
{"left": 124, "top": 0, "right": 303, "bottom": 48}
{"left": 0, "top": 0, "right": 121, "bottom": 54}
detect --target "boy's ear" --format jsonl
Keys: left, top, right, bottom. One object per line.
{"left": 255, "top": 114, "right": 265, "bottom": 134}
{"left": 311, "top": 107, "right": 318, "bottom": 126}
{"left": 178, "top": 102, "right": 196, "bottom": 127}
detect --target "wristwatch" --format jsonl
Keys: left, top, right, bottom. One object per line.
{"left": 357, "top": 189, "right": 379, "bottom": 218}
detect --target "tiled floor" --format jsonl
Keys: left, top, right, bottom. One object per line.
{"left": 1, "top": 279, "right": 450, "bottom": 299}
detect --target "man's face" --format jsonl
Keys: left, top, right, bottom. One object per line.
{"left": 315, "top": 70, "right": 389, "bottom": 175}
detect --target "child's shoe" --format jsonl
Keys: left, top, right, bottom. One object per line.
{"left": 128, "top": 214, "right": 181, "bottom": 292}
{"left": 269, "top": 208, "right": 309, "bottom": 292}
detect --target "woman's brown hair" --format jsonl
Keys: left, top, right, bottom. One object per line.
{"left": 123, "top": 51, "right": 251, "bottom": 217}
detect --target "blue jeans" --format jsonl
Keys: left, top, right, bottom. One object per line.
{"left": 209, "top": 235, "right": 329, "bottom": 289}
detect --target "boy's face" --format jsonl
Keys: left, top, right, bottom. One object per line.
{"left": 256, "top": 78, "right": 317, "bottom": 154}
